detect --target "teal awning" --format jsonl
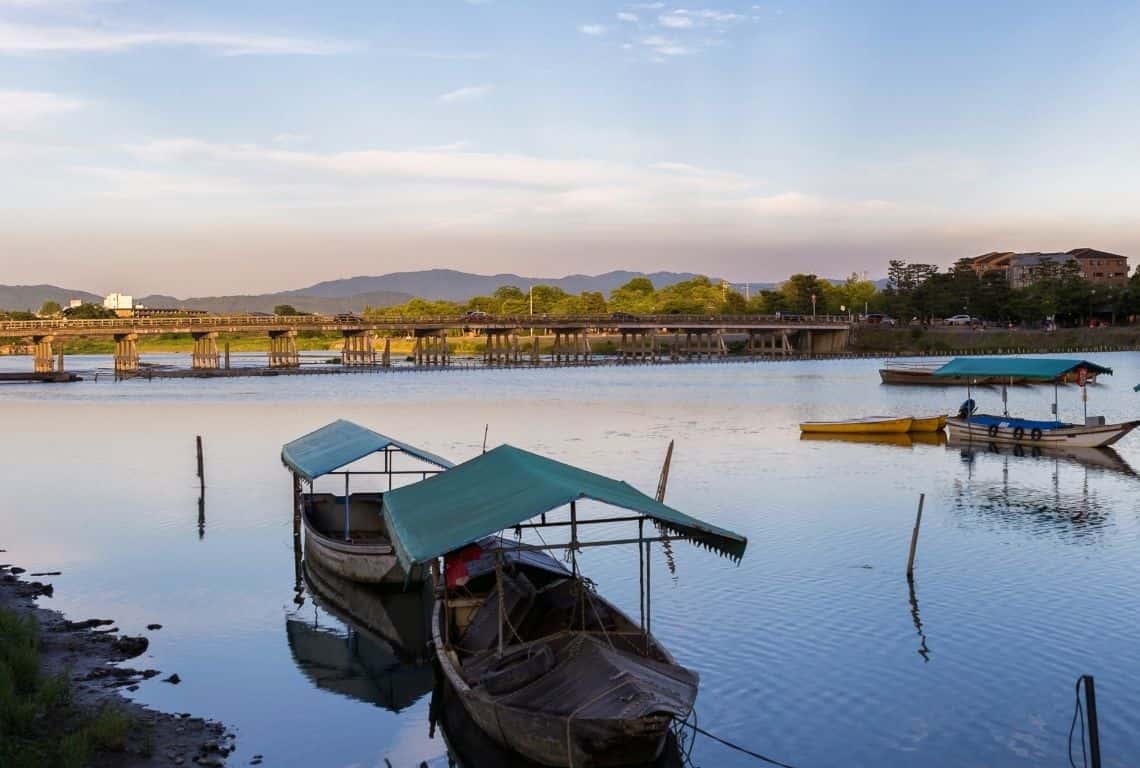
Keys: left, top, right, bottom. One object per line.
{"left": 932, "top": 357, "right": 1113, "bottom": 381}
{"left": 282, "top": 420, "right": 454, "bottom": 482}
{"left": 381, "top": 444, "right": 747, "bottom": 570}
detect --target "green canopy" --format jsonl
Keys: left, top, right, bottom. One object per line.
{"left": 282, "top": 420, "right": 454, "bottom": 482}
{"left": 381, "top": 444, "right": 747, "bottom": 570}
{"left": 933, "top": 357, "right": 1113, "bottom": 381}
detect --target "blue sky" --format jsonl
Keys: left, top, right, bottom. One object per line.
{"left": 2, "top": 0, "right": 1138, "bottom": 295}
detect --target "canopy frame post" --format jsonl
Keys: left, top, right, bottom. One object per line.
{"left": 1001, "top": 381, "right": 1008, "bottom": 417}
{"left": 343, "top": 472, "right": 351, "bottom": 541}
{"left": 495, "top": 550, "right": 505, "bottom": 658}
{"left": 1053, "top": 383, "right": 1059, "bottom": 419}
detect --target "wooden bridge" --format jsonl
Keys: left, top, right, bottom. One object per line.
{"left": 0, "top": 313, "right": 853, "bottom": 375}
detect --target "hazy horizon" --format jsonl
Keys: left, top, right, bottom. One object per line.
{"left": 3, "top": 1, "right": 1138, "bottom": 295}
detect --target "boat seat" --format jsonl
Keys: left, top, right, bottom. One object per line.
{"left": 457, "top": 570, "right": 536, "bottom": 655}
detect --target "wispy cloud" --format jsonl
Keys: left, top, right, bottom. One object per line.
{"left": 0, "top": 21, "right": 354, "bottom": 55}
{"left": 0, "top": 89, "right": 84, "bottom": 128}
{"left": 437, "top": 84, "right": 492, "bottom": 104}
{"left": 640, "top": 35, "right": 690, "bottom": 57}
{"left": 578, "top": 24, "right": 607, "bottom": 36}
{"left": 658, "top": 14, "right": 693, "bottom": 29}
{"left": 617, "top": 12, "right": 639, "bottom": 22}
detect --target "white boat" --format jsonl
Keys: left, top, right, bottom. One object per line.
{"left": 936, "top": 357, "right": 1139, "bottom": 449}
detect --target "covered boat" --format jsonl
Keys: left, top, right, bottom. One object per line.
{"left": 937, "top": 358, "right": 1140, "bottom": 448}
{"left": 282, "top": 420, "right": 454, "bottom": 585}
{"left": 880, "top": 360, "right": 1099, "bottom": 386}
{"left": 381, "top": 444, "right": 747, "bottom": 767}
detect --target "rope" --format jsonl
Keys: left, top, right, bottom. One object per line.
{"left": 675, "top": 713, "right": 800, "bottom": 768}
{"left": 1069, "top": 676, "right": 1088, "bottom": 768}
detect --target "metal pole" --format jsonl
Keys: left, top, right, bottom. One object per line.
{"left": 638, "top": 518, "right": 645, "bottom": 633}
{"left": 496, "top": 551, "right": 505, "bottom": 658}
{"left": 645, "top": 539, "right": 652, "bottom": 638}
{"left": 343, "top": 473, "right": 351, "bottom": 541}
{"left": 1084, "top": 675, "right": 1102, "bottom": 768}
{"left": 195, "top": 436, "right": 205, "bottom": 494}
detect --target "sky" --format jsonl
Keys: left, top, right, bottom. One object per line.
{"left": 2, "top": 0, "right": 1139, "bottom": 296}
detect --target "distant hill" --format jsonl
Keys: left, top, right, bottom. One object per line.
{"left": 2, "top": 269, "right": 885, "bottom": 316}
{"left": 0, "top": 285, "right": 102, "bottom": 312}
{"left": 134, "top": 290, "right": 413, "bottom": 315}
{"left": 293, "top": 269, "right": 736, "bottom": 301}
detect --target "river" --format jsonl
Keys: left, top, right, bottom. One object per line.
{"left": 2, "top": 353, "right": 1138, "bottom": 767}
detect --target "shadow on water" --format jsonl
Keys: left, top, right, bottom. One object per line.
{"left": 907, "top": 579, "right": 931, "bottom": 663}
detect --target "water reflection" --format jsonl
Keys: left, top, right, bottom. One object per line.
{"left": 907, "top": 580, "right": 931, "bottom": 663}
{"left": 285, "top": 560, "right": 435, "bottom": 712}
{"left": 800, "top": 431, "right": 947, "bottom": 449}
{"left": 949, "top": 440, "right": 1123, "bottom": 540}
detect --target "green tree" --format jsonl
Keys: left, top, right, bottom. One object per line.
{"left": 780, "top": 274, "right": 827, "bottom": 314}
{"left": 63, "top": 303, "right": 115, "bottom": 319}
{"left": 273, "top": 304, "right": 299, "bottom": 316}
{"left": 39, "top": 300, "right": 61, "bottom": 317}
{"left": 609, "top": 278, "right": 657, "bottom": 314}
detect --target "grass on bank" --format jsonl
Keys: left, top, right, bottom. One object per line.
{"left": 0, "top": 608, "right": 135, "bottom": 768}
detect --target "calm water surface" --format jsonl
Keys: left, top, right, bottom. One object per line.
{"left": 2, "top": 354, "right": 1139, "bottom": 767}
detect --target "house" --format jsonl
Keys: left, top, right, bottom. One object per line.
{"left": 967, "top": 248, "right": 1129, "bottom": 288}
{"left": 103, "top": 292, "right": 134, "bottom": 318}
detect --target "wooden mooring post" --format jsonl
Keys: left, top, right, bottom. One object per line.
{"left": 906, "top": 493, "right": 924, "bottom": 581}
{"left": 196, "top": 435, "right": 205, "bottom": 493}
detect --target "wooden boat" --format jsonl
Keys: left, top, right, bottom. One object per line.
{"left": 880, "top": 361, "right": 1099, "bottom": 386}
{"left": 379, "top": 444, "right": 747, "bottom": 768}
{"left": 909, "top": 415, "right": 948, "bottom": 433}
{"left": 940, "top": 358, "right": 1138, "bottom": 449}
{"left": 432, "top": 541, "right": 697, "bottom": 767}
{"left": 302, "top": 492, "right": 421, "bottom": 585}
{"left": 282, "top": 420, "right": 454, "bottom": 586}
{"left": 800, "top": 416, "right": 913, "bottom": 434}
{"left": 430, "top": 672, "right": 687, "bottom": 768}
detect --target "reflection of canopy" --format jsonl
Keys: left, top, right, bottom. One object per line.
{"left": 281, "top": 419, "right": 453, "bottom": 482}
{"left": 933, "top": 357, "right": 1113, "bottom": 381}
{"left": 285, "top": 618, "right": 434, "bottom": 712}
{"left": 381, "top": 444, "right": 748, "bottom": 570}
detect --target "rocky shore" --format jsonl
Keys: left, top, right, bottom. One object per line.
{"left": 0, "top": 560, "right": 241, "bottom": 767}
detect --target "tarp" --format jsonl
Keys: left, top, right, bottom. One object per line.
{"left": 381, "top": 444, "right": 747, "bottom": 570}
{"left": 281, "top": 419, "right": 454, "bottom": 482}
{"left": 933, "top": 357, "right": 1113, "bottom": 381}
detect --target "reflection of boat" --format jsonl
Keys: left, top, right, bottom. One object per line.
{"left": 304, "top": 557, "right": 433, "bottom": 660}
{"left": 941, "top": 358, "right": 1140, "bottom": 449}
{"left": 431, "top": 673, "right": 687, "bottom": 768}
{"left": 801, "top": 432, "right": 913, "bottom": 448}
{"left": 948, "top": 436, "right": 1139, "bottom": 478}
{"left": 381, "top": 444, "right": 747, "bottom": 768}
{"left": 800, "top": 416, "right": 913, "bottom": 434}
{"left": 801, "top": 430, "right": 948, "bottom": 448}
{"left": 281, "top": 420, "right": 453, "bottom": 585}
{"left": 285, "top": 617, "right": 434, "bottom": 713}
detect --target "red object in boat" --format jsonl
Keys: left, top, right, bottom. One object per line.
{"left": 445, "top": 544, "right": 483, "bottom": 589}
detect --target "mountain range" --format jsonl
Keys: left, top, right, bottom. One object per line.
{"left": 0, "top": 269, "right": 802, "bottom": 314}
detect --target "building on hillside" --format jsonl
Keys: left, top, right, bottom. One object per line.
{"left": 966, "top": 248, "right": 1129, "bottom": 289}
{"left": 67, "top": 299, "right": 83, "bottom": 310}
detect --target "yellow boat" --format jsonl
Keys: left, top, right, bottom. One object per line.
{"left": 799, "top": 416, "right": 914, "bottom": 434}
{"left": 909, "top": 415, "right": 948, "bottom": 433}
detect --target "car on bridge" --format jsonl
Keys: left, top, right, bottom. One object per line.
{"left": 334, "top": 313, "right": 362, "bottom": 322}
{"left": 609, "top": 312, "right": 638, "bottom": 322}
{"left": 464, "top": 310, "right": 488, "bottom": 320}
{"left": 945, "top": 314, "right": 978, "bottom": 326}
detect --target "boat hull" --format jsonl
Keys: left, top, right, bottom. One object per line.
{"left": 800, "top": 417, "right": 913, "bottom": 434}
{"left": 302, "top": 494, "right": 423, "bottom": 586}
{"left": 947, "top": 417, "right": 1140, "bottom": 449}
{"left": 432, "top": 599, "right": 683, "bottom": 767}
{"left": 909, "top": 415, "right": 948, "bottom": 433}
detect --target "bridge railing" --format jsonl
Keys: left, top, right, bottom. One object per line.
{"left": 0, "top": 312, "right": 852, "bottom": 333}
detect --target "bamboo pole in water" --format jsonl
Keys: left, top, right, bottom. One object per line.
{"left": 906, "top": 493, "right": 925, "bottom": 581}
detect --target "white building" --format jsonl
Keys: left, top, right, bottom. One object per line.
{"left": 103, "top": 293, "right": 133, "bottom": 311}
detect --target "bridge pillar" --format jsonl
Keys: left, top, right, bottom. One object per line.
{"left": 342, "top": 331, "right": 375, "bottom": 366}
{"left": 268, "top": 330, "right": 299, "bottom": 368}
{"left": 414, "top": 331, "right": 449, "bottom": 366}
{"left": 191, "top": 332, "right": 220, "bottom": 369}
{"left": 382, "top": 337, "right": 392, "bottom": 367}
{"left": 531, "top": 335, "right": 541, "bottom": 364}
{"left": 31, "top": 335, "right": 56, "bottom": 373}
{"left": 114, "top": 333, "right": 139, "bottom": 375}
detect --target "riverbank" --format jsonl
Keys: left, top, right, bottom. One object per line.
{"left": 0, "top": 562, "right": 236, "bottom": 767}
{"left": 853, "top": 325, "right": 1140, "bottom": 356}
